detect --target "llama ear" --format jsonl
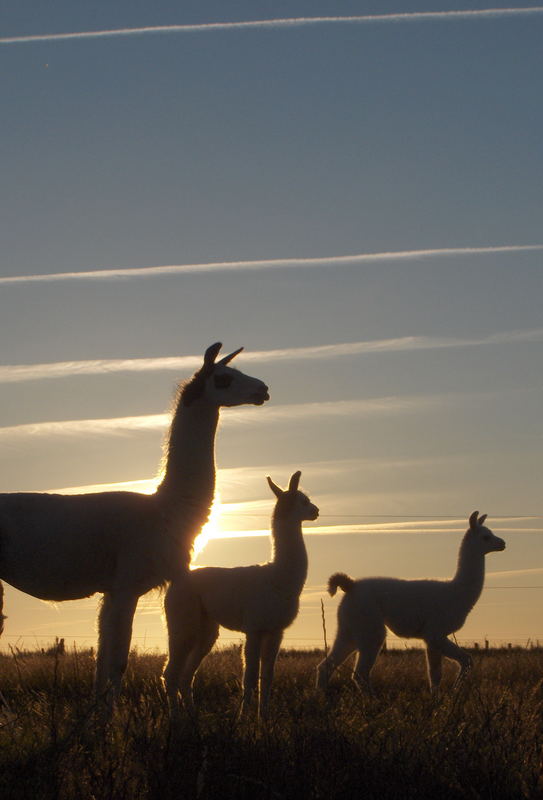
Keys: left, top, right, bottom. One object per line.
{"left": 469, "top": 510, "right": 479, "bottom": 530}
{"left": 217, "top": 346, "right": 244, "bottom": 366}
{"left": 267, "top": 476, "right": 283, "bottom": 498}
{"left": 288, "top": 471, "right": 302, "bottom": 493}
{"left": 478, "top": 513, "right": 487, "bottom": 526}
{"left": 204, "top": 342, "right": 223, "bottom": 369}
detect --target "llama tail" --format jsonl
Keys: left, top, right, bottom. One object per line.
{"left": 328, "top": 572, "right": 355, "bottom": 596}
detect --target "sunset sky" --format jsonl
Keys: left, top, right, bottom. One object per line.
{"left": 1, "top": 0, "right": 542, "bottom": 655}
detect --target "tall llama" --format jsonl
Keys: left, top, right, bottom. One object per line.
{"left": 317, "top": 512, "right": 505, "bottom": 695}
{"left": 0, "top": 343, "right": 269, "bottom": 697}
{"left": 163, "top": 470, "right": 318, "bottom": 719}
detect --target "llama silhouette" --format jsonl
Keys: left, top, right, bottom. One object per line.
{"left": 317, "top": 512, "right": 505, "bottom": 695}
{"left": 163, "top": 470, "right": 318, "bottom": 719}
{"left": 0, "top": 343, "right": 269, "bottom": 700}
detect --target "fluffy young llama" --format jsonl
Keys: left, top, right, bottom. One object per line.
{"left": 0, "top": 343, "right": 269, "bottom": 698}
{"left": 317, "top": 511, "right": 505, "bottom": 695}
{"left": 163, "top": 470, "right": 318, "bottom": 719}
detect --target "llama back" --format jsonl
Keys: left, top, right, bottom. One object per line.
{"left": 191, "top": 563, "right": 302, "bottom": 633}
{"left": 190, "top": 564, "right": 262, "bottom": 631}
{"left": 0, "top": 491, "right": 173, "bottom": 600}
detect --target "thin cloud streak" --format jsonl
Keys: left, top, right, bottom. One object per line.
{"left": 1, "top": 328, "right": 542, "bottom": 384}
{"left": 1, "top": 245, "right": 542, "bottom": 285}
{"left": 193, "top": 519, "right": 542, "bottom": 541}
{"left": 13, "top": 467, "right": 542, "bottom": 536}
{"left": 0, "top": 414, "right": 168, "bottom": 440}
{"left": 488, "top": 567, "right": 543, "bottom": 579}
{"left": 40, "top": 456, "right": 446, "bottom": 496}
{"left": 0, "top": 395, "right": 439, "bottom": 441}
{"left": 2, "top": 8, "right": 543, "bottom": 45}
{"left": 0, "top": 356, "right": 202, "bottom": 384}
{"left": 236, "top": 396, "right": 439, "bottom": 426}
{"left": 46, "top": 477, "right": 159, "bottom": 495}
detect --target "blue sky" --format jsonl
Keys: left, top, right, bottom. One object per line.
{"left": 1, "top": 1, "right": 542, "bottom": 654}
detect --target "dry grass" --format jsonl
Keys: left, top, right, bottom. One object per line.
{"left": 0, "top": 645, "right": 542, "bottom": 799}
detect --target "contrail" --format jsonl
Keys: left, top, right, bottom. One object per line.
{"left": 0, "top": 328, "right": 541, "bottom": 384}
{"left": 0, "top": 355, "right": 202, "bottom": 384}
{"left": 0, "top": 413, "right": 168, "bottom": 440}
{"left": 488, "top": 567, "right": 543, "bottom": 579}
{"left": 0, "top": 395, "right": 440, "bottom": 440}
{"left": 1, "top": 244, "right": 542, "bottom": 286}
{"left": 39, "top": 455, "right": 458, "bottom": 496}
{"left": 184, "top": 519, "right": 543, "bottom": 541}
{"left": 2, "top": 7, "right": 543, "bottom": 45}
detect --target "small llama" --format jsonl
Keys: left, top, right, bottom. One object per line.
{"left": 317, "top": 511, "right": 505, "bottom": 695}
{"left": 163, "top": 470, "right": 318, "bottom": 719}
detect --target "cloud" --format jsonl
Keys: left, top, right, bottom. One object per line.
{"left": 0, "top": 394, "right": 439, "bottom": 442}
{"left": 2, "top": 8, "right": 543, "bottom": 45}
{"left": 0, "top": 356, "right": 202, "bottom": 384}
{"left": 39, "top": 455, "right": 447, "bottom": 496}
{"left": 1, "top": 328, "right": 542, "bottom": 384}
{"left": 0, "top": 414, "right": 168, "bottom": 440}
{"left": 234, "top": 395, "right": 442, "bottom": 426}
{"left": 10, "top": 449, "right": 543, "bottom": 539}
{"left": 487, "top": 566, "right": 543, "bottom": 580}
{"left": 181, "top": 517, "right": 543, "bottom": 541}
{"left": 45, "top": 477, "right": 160, "bottom": 495}
{"left": 0, "top": 245, "right": 542, "bottom": 286}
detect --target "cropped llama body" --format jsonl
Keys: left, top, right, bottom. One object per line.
{"left": 317, "top": 512, "right": 505, "bottom": 694}
{"left": 163, "top": 470, "right": 318, "bottom": 719}
{"left": 0, "top": 343, "right": 269, "bottom": 698}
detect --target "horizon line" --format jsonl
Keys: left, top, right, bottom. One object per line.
{"left": 2, "top": 7, "right": 543, "bottom": 45}
{"left": 1, "top": 244, "right": 542, "bottom": 286}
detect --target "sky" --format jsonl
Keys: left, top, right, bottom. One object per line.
{"left": 1, "top": 0, "right": 542, "bottom": 658}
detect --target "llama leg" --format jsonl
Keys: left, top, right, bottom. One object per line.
{"left": 425, "top": 644, "right": 443, "bottom": 696}
{"left": 95, "top": 591, "right": 138, "bottom": 700}
{"left": 316, "top": 632, "right": 356, "bottom": 690}
{"left": 259, "top": 629, "right": 283, "bottom": 720}
{"left": 426, "top": 636, "right": 472, "bottom": 688}
{"left": 352, "top": 622, "right": 386, "bottom": 696}
{"left": 107, "top": 592, "right": 139, "bottom": 698}
{"left": 0, "top": 581, "right": 5, "bottom": 636}
{"left": 178, "top": 618, "right": 220, "bottom": 714}
{"left": 95, "top": 594, "right": 114, "bottom": 697}
{"left": 163, "top": 583, "right": 205, "bottom": 716}
{"left": 240, "top": 631, "right": 262, "bottom": 718}
{"left": 163, "top": 634, "right": 198, "bottom": 717}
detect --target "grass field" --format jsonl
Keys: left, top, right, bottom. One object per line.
{"left": 0, "top": 644, "right": 542, "bottom": 799}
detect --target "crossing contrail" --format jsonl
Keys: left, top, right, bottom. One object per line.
{"left": 2, "top": 7, "right": 543, "bottom": 45}
{"left": 1, "top": 244, "right": 542, "bottom": 286}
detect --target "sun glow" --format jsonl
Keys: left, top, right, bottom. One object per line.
{"left": 192, "top": 492, "right": 224, "bottom": 560}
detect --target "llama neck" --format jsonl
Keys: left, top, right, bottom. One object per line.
{"left": 157, "top": 401, "right": 219, "bottom": 515}
{"left": 270, "top": 518, "right": 308, "bottom": 591}
{"left": 451, "top": 536, "right": 486, "bottom": 610}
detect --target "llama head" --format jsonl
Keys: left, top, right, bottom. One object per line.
{"left": 182, "top": 342, "right": 269, "bottom": 408}
{"left": 466, "top": 511, "right": 506, "bottom": 555}
{"left": 267, "top": 471, "right": 320, "bottom": 522}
